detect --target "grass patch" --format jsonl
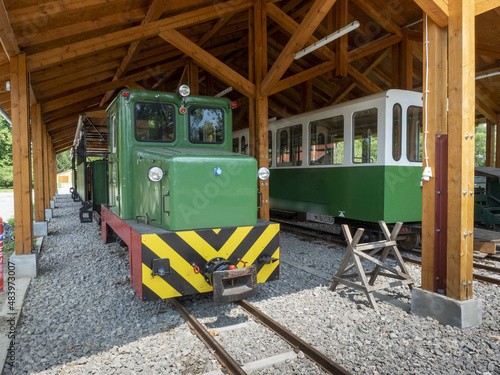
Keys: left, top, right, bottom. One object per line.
{"left": 0, "top": 188, "right": 13, "bottom": 193}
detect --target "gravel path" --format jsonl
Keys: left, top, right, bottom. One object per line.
{"left": 4, "top": 194, "right": 500, "bottom": 374}
{"left": 0, "top": 192, "right": 14, "bottom": 222}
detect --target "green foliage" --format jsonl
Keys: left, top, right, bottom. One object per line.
{"left": 475, "top": 123, "right": 487, "bottom": 167}
{"left": 56, "top": 150, "right": 72, "bottom": 173}
{"left": 0, "top": 117, "right": 13, "bottom": 188}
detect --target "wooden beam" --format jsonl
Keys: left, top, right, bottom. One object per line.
{"left": 160, "top": 29, "right": 255, "bottom": 98}
{"left": 401, "top": 29, "right": 413, "bottom": 90}
{"left": 351, "top": 0, "right": 402, "bottom": 37}
{"left": 447, "top": 0, "right": 475, "bottom": 300}
{"left": 41, "top": 58, "right": 190, "bottom": 113}
{"left": 348, "top": 34, "right": 401, "bottom": 63}
{"left": 260, "top": 0, "right": 338, "bottom": 96}
{"left": 421, "top": 15, "right": 448, "bottom": 292}
{"left": 99, "top": 0, "right": 169, "bottom": 106}
{"left": 347, "top": 65, "right": 383, "bottom": 94}
{"left": 485, "top": 120, "right": 495, "bottom": 167}
{"left": 475, "top": 96, "right": 497, "bottom": 123}
{"left": 496, "top": 114, "right": 500, "bottom": 168}
{"left": 31, "top": 103, "right": 46, "bottom": 222}
{"left": 26, "top": 0, "right": 253, "bottom": 72}
{"left": 335, "top": 0, "right": 348, "bottom": 77}
{"left": 0, "top": 1, "right": 19, "bottom": 59}
{"left": 475, "top": 0, "right": 500, "bottom": 15}
{"left": 268, "top": 61, "right": 336, "bottom": 96}
{"left": 10, "top": 54, "right": 33, "bottom": 254}
{"left": 414, "top": 0, "right": 449, "bottom": 27}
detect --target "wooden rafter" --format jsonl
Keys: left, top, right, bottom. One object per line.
{"left": 26, "top": 0, "right": 253, "bottom": 72}
{"left": 160, "top": 29, "right": 255, "bottom": 98}
{"left": 351, "top": 0, "right": 402, "bottom": 37}
{"left": 100, "top": 0, "right": 169, "bottom": 106}
{"left": 0, "top": 1, "right": 20, "bottom": 59}
{"left": 260, "top": 0, "right": 338, "bottom": 96}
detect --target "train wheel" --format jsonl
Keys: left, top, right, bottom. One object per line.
{"left": 397, "top": 233, "right": 421, "bottom": 251}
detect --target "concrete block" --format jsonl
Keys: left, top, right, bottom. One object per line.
{"left": 45, "top": 208, "right": 53, "bottom": 219}
{"left": 8, "top": 253, "right": 39, "bottom": 278}
{"left": 33, "top": 221, "right": 48, "bottom": 237}
{"left": 50, "top": 200, "right": 55, "bottom": 209}
{"left": 411, "top": 287, "right": 482, "bottom": 329}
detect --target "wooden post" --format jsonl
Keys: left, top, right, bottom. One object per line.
{"left": 447, "top": 0, "right": 475, "bottom": 300}
{"left": 335, "top": 0, "right": 348, "bottom": 78}
{"left": 496, "top": 114, "right": 500, "bottom": 168}
{"left": 421, "top": 15, "right": 448, "bottom": 291}
{"left": 302, "top": 81, "right": 313, "bottom": 112}
{"left": 43, "top": 126, "right": 51, "bottom": 209}
{"left": 10, "top": 54, "right": 33, "bottom": 255}
{"left": 401, "top": 29, "right": 413, "bottom": 90}
{"left": 391, "top": 44, "right": 401, "bottom": 89}
{"left": 485, "top": 120, "right": 495, "bottom": 167}
{"left": 254, "top": 0, "right": 269, "bottom": 220}
{"left": 188, "top": 62, "right": 199, "bottom": 95}
{"left": 248, "top": 7, "right": 256, "bottom": 158}
{"left": 50, "top": 146, "right": 57, "bottom": 198}
{"left": 31, "top": 103, "right": 45, "bottom": 222}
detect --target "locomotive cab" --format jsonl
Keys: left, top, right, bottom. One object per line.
{"left": 101, "top": 87, "right": 279, "bottom": 302}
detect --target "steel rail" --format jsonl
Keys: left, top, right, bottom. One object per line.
{"left": 237, "top": 299, "right": 352, "bottom": 375}
{"left": 169, "top": 298, "right": 247, "bottom": 375}
{"left": 278, "top": 220, "right": 500, "bottom": 286}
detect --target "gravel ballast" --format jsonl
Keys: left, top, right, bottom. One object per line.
{"left": 4, "top": 194, "right": 500, "bottom": 374}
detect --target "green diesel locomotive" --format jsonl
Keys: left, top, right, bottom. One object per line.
{"left": 76, "top": 86, "right": 279, "bottom": 302}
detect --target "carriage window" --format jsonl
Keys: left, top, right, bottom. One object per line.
{"left": 110, "top": 114, "right": 117, "bottom": 153}
{"left": 393, "top": 104, "right": 402, "bottom": 161}
{"left": 353, "top": 108, "right": 378, "bottom": 164}
{"left": 135, "top": 102, "right": 175, "bottom": 142}
{"left": 189, "top": 107, "right": 224, "bottom": 144}
{"left": 309, "top": 115, "right": 344, "bottom": 165}
{"left": 232, "top": 138, "right": 239, "bottom": 153}
{"left": 241, "top": 136, "right": 247, "bottom": 154}
{"left": 407, "top": 106, "right": 423, "bottom": 162}
{"left": 268, "top": 131, "right": 272, "bottom": 167}
{"left": 277, "top": 125, "right": 302, "bottom": 167}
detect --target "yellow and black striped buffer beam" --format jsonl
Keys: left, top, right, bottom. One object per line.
{"left": 141, "top": 222, "right": 280, "bottom": 301}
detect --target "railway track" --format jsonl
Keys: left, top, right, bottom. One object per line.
{"left": 275, "top": 219, "right": 500, "bottom": 286}
{"left": 170, "top": 297, "right": 351, "bottom": 375}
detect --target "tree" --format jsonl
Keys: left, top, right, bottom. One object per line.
{"left": 56, "top": 150, "right": 72, "bottom": 173}
{"left": 475, "top": 123, "right": 487, "bottom": 167}
{"left": 0, "top": 117, "right": 13, "bottom": 188}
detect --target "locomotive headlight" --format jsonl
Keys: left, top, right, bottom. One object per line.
{"left": 148, "top": 166, "right": 164, "bottom": 182}
{"left": 178, "top": 84, "right": 191, "bottom": 97}
{"left": 257, "top": 167, "right": 270, "bottom": 181}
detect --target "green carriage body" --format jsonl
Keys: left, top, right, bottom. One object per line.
{"left": 106, "top": 89, "right": 257, "bottom": 231}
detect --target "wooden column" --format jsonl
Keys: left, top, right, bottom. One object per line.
{"left": 248, "top": 7, "right": 256, "bottom": 158}
{"left": 391, "top": 44, "right": 401, "bottom": 89}
{"left": 303, "top": 81, "right": 313, "bottom": 112}
{"left": 188, "top": 62, "right": 199, "bottom": 95}
{"left": 485, "top": 120, "right": 495, "bottom": 167}
{"left": 335, "top": 0, "right": 348, "bottom": 77}
{"left": 254, "top": 0, "right": 269, "bottom": 220}
{"left": 50, "top": 145, "right": 56, "bottom": 198}
{"left": 447, "top": 0, "right": 475, "bottom": 300}
{"left": 31, "top": 103, "right": 45, "bottom": 222}
{"left": 401, "top": 29, "right": 413, "bottom": 90}
{"left": 43, "top": 127, "right": 51, "bottom": 208}
{"left": 496, "top": 114, "right": 500, "bottom": 168}
{"left": 10, "top": 53, "right": 33, "bottom": 255}
{"left": 421, "top": 15, "right": 448, "bottom": 291}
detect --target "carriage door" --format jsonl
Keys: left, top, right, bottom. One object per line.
{"left": 108, "top": 114, "right": 120, "bottom": 214}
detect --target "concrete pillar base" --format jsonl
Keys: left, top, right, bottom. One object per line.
{"left": 45, "top": 208, "right": 53, "bottom": 219}
{"left": 33, "top": 221, "right": 48, "bottom": 236}
{"left": 50, "top": 200, "right": 55, "bottom": 209}
{"left": 411, "top": 287, "right": 482, "bottom": 328}
{"left": 9, "top": 253, "right": 39, "bottom": 278}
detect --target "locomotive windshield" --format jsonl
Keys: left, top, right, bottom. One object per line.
{"left": 189, "top": 107, "right": 224, "bottom": 144}
{"left": 134, "top": 102, "right": 175, "bottom": 142}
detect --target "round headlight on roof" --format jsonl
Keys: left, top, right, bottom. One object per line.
{"left": 178, "top": 84, "right": 191, "bottom": 97}
{"left": 148, "top": 166, "right": 164, "bottom": 182}
{"left": 257, "top": 166, "right": 270, "bottom": 181}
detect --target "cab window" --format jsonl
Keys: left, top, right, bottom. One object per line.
{"left": 277, "top": 125, "right": 302, "bottom": 167}
{"left": 407, "top": 106, "right": 423, "bottom": 162}
{"left": 353, "top": 108, "right": 378, "bottom": 164}
{"left": 135, "top": 102, "right": 175, "bottom": 142}
{"left": 189, "top": 107, "right": 224, "bottom": 144}
{"left": 309, "top": 115, "right": 344, "bottom": 165}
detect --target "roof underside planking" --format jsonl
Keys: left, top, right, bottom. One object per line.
{"left": 0, "top": 0, "right": 499, "bottom": 155}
